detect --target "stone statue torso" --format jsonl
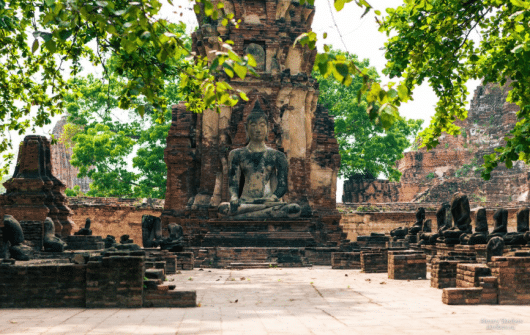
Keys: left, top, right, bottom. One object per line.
{"left": 229, "top": 147, "right": 288, "bottom": 203}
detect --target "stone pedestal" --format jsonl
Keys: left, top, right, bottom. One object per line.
{"left": 361, "top": 250, "right": 388, "bottom": 273}
{"left": 388, "top": 251, "right": 426, "bottom": 280}
{"left": 65, "top": 236, "right": 104, "bottom": 250}
{"left": 331, "top": 252, "right": 361, "bottom": 269}
{"left": 201, "top": 220, "right": 316, "bottom": 248}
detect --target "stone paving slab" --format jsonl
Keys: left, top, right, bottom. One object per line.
{"left": 1, "top": 267, "right": 529, "bottom": 334}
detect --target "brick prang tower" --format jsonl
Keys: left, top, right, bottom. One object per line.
{"left": 162, "top": 0, "right": 344, "bottom": 246}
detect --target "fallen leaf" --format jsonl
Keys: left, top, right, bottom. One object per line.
{"left": 345, "top": 274, "right": 348, "bottom": 277}
{"left": 235, "top": 299, "right": 238, "bottom": 303}
{"left": 240, "top": 277, "right": 246, "bottom": 281}
{"left": 380, "top": 282, "right": 386, "bottom": 285}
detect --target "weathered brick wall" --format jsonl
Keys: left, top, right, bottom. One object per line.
{"left": 86, "top": 253, "right": 144, "bottom": 308}
{"left": 68, "top": 197, "right": 164, "bottom": 246}
{"left": 0, "top": 261, "right": 87, "bottom": 308}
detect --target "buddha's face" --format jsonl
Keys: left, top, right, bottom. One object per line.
{"left": 247, "top": 117, "right": 268, "bottom": 142}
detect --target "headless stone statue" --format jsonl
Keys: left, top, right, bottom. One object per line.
{"left": 159, "top": 223, "right": 185, "bottom": 252}
{"left": 218, "top": 101, "right": 301, "bottom": 220}
{"left": 43, "top": 217, "right": 67, "bottom": 252}
{"left": 441, "top": 193, "right": 472, "bottom": 244}
{"left": 74, "top": 218, "right": 93, "bottom": 236}
{"left": 525, "top": 231, "right": 530, "bottom": 245}
{"left": 423, "top": 202, "right": 451, "bottom": 244}
{"left": 488, "top": 208, "right": 508, "bottom": 240}
{"left": 104, "top": 235, "right": 117, "bottom": 249}
{"left": 418, "top": 219, "right": 433, "bottom": 245}
{"left": 409, "top": 207, "right": 425, "bottom": 235}
{"left": 120, "top": 235, "right": 133, "bottom": 244}
{"left": 460, "top": 207, "right": 489, "bottom": 245}
{"left": 423, "top": 219, "right": 432, "bottom": 233}
{"left": 115, "top": 234, "right": 141, "bottom": 251}
{"left": 487, "top": 236, "right": 504, "bottom": 262}
{"left": 391, "top": 207, "right": 425, "bottom": 241}
{"left": 504, "top": 207, "right": 529, "bottom": 245}
{"left": 404, "top": 207, "right": 425, "bottom": 243}
{"left": 2, "top": 215, "right": 32, "bottom": 261}
{"left": 142, "top": 214, "right": 162, "bottom": 248}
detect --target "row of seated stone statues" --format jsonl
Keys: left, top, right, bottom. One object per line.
{"left": 391, "top": 192, "right": 530, "bottom": 246}
{"left": 2, "top": 214, "right": 184, "bottom": 261}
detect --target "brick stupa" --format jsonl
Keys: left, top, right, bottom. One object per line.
{"left": 2, "top": 135, "right": 75, "bottom": 236}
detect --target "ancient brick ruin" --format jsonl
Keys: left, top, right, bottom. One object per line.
{"left": 50, "top": 116, "right": 91, "bottom": 193}
{"left": 1, "top": 135, "right": 75, "bottom": 236}
{"left": 343, "top": 81, "right": 529, "bottom": 204}
{"left": 162, "top": 0, "right": 344, "bottom": 248}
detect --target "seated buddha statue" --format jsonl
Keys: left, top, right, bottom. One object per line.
{"left": 218, "top": 101, "right": 301, "bottom": 220}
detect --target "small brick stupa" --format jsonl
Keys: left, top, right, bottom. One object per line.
{"left": 2, "top": 135, "right": 75, "bottom": 236}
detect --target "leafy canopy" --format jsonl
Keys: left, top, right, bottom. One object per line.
{"left": 64, "top": 41, "right": 185, "bottom": 198}
{"left": 0, "top": 0, "right": 254, "bottom": 179}
{"left": 379, "top": 0, "right": 530, "bottom": 179}
{"left": 313, "top": 50, "right": 422, "bottom": 181}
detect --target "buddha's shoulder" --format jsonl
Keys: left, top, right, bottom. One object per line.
{"left": 265, "top": 147, "right": 287, "bottom": 158}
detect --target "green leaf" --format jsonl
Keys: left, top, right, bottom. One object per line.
{"left": 335, "top": 63, "right": 349, "bottom": 78}
{"left": 334, "top": 0, "right": 345, "bottom": 11}
{"left": 247, "top": 54, "right": 257, "bottom": 67}
{"left": 239, "top": 91, "right": 249, "bottom": 101}
{"left": 223, "top": 66, "right": 234, "bottom": 78}
{"left": 204, "top": 1, "right": 214, "bottom": 16}
{"left": 31, "top": 39, "right": 39, "bottom": 54}
{"left": 193, "top": 4, "right": 200, "bottom": 14}
{"left": 137, "top": 105, "right": 145, "bottom": 118}
{"left": 44, "top": 40, "right": 56, "bottom": 53}
{"left": 233, "top": 63, "right": 248, "bottom": 79}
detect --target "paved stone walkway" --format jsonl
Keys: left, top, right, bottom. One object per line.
{"left": 1, "top": 267, "right": 529, "bottom": 335}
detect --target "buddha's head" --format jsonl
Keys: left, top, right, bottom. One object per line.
{"left": 245, "top": 101, "right": 269, "bottom": 143}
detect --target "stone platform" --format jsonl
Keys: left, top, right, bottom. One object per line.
{"left": 201, "top": 220, "right": 316, "bottom": 248}
{"left": 65, "top": 235, "right": 105, "bottom": 250}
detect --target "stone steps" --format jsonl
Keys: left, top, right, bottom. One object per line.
{"left": 228, "top": 262, "right": 279, "bottom": 269}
